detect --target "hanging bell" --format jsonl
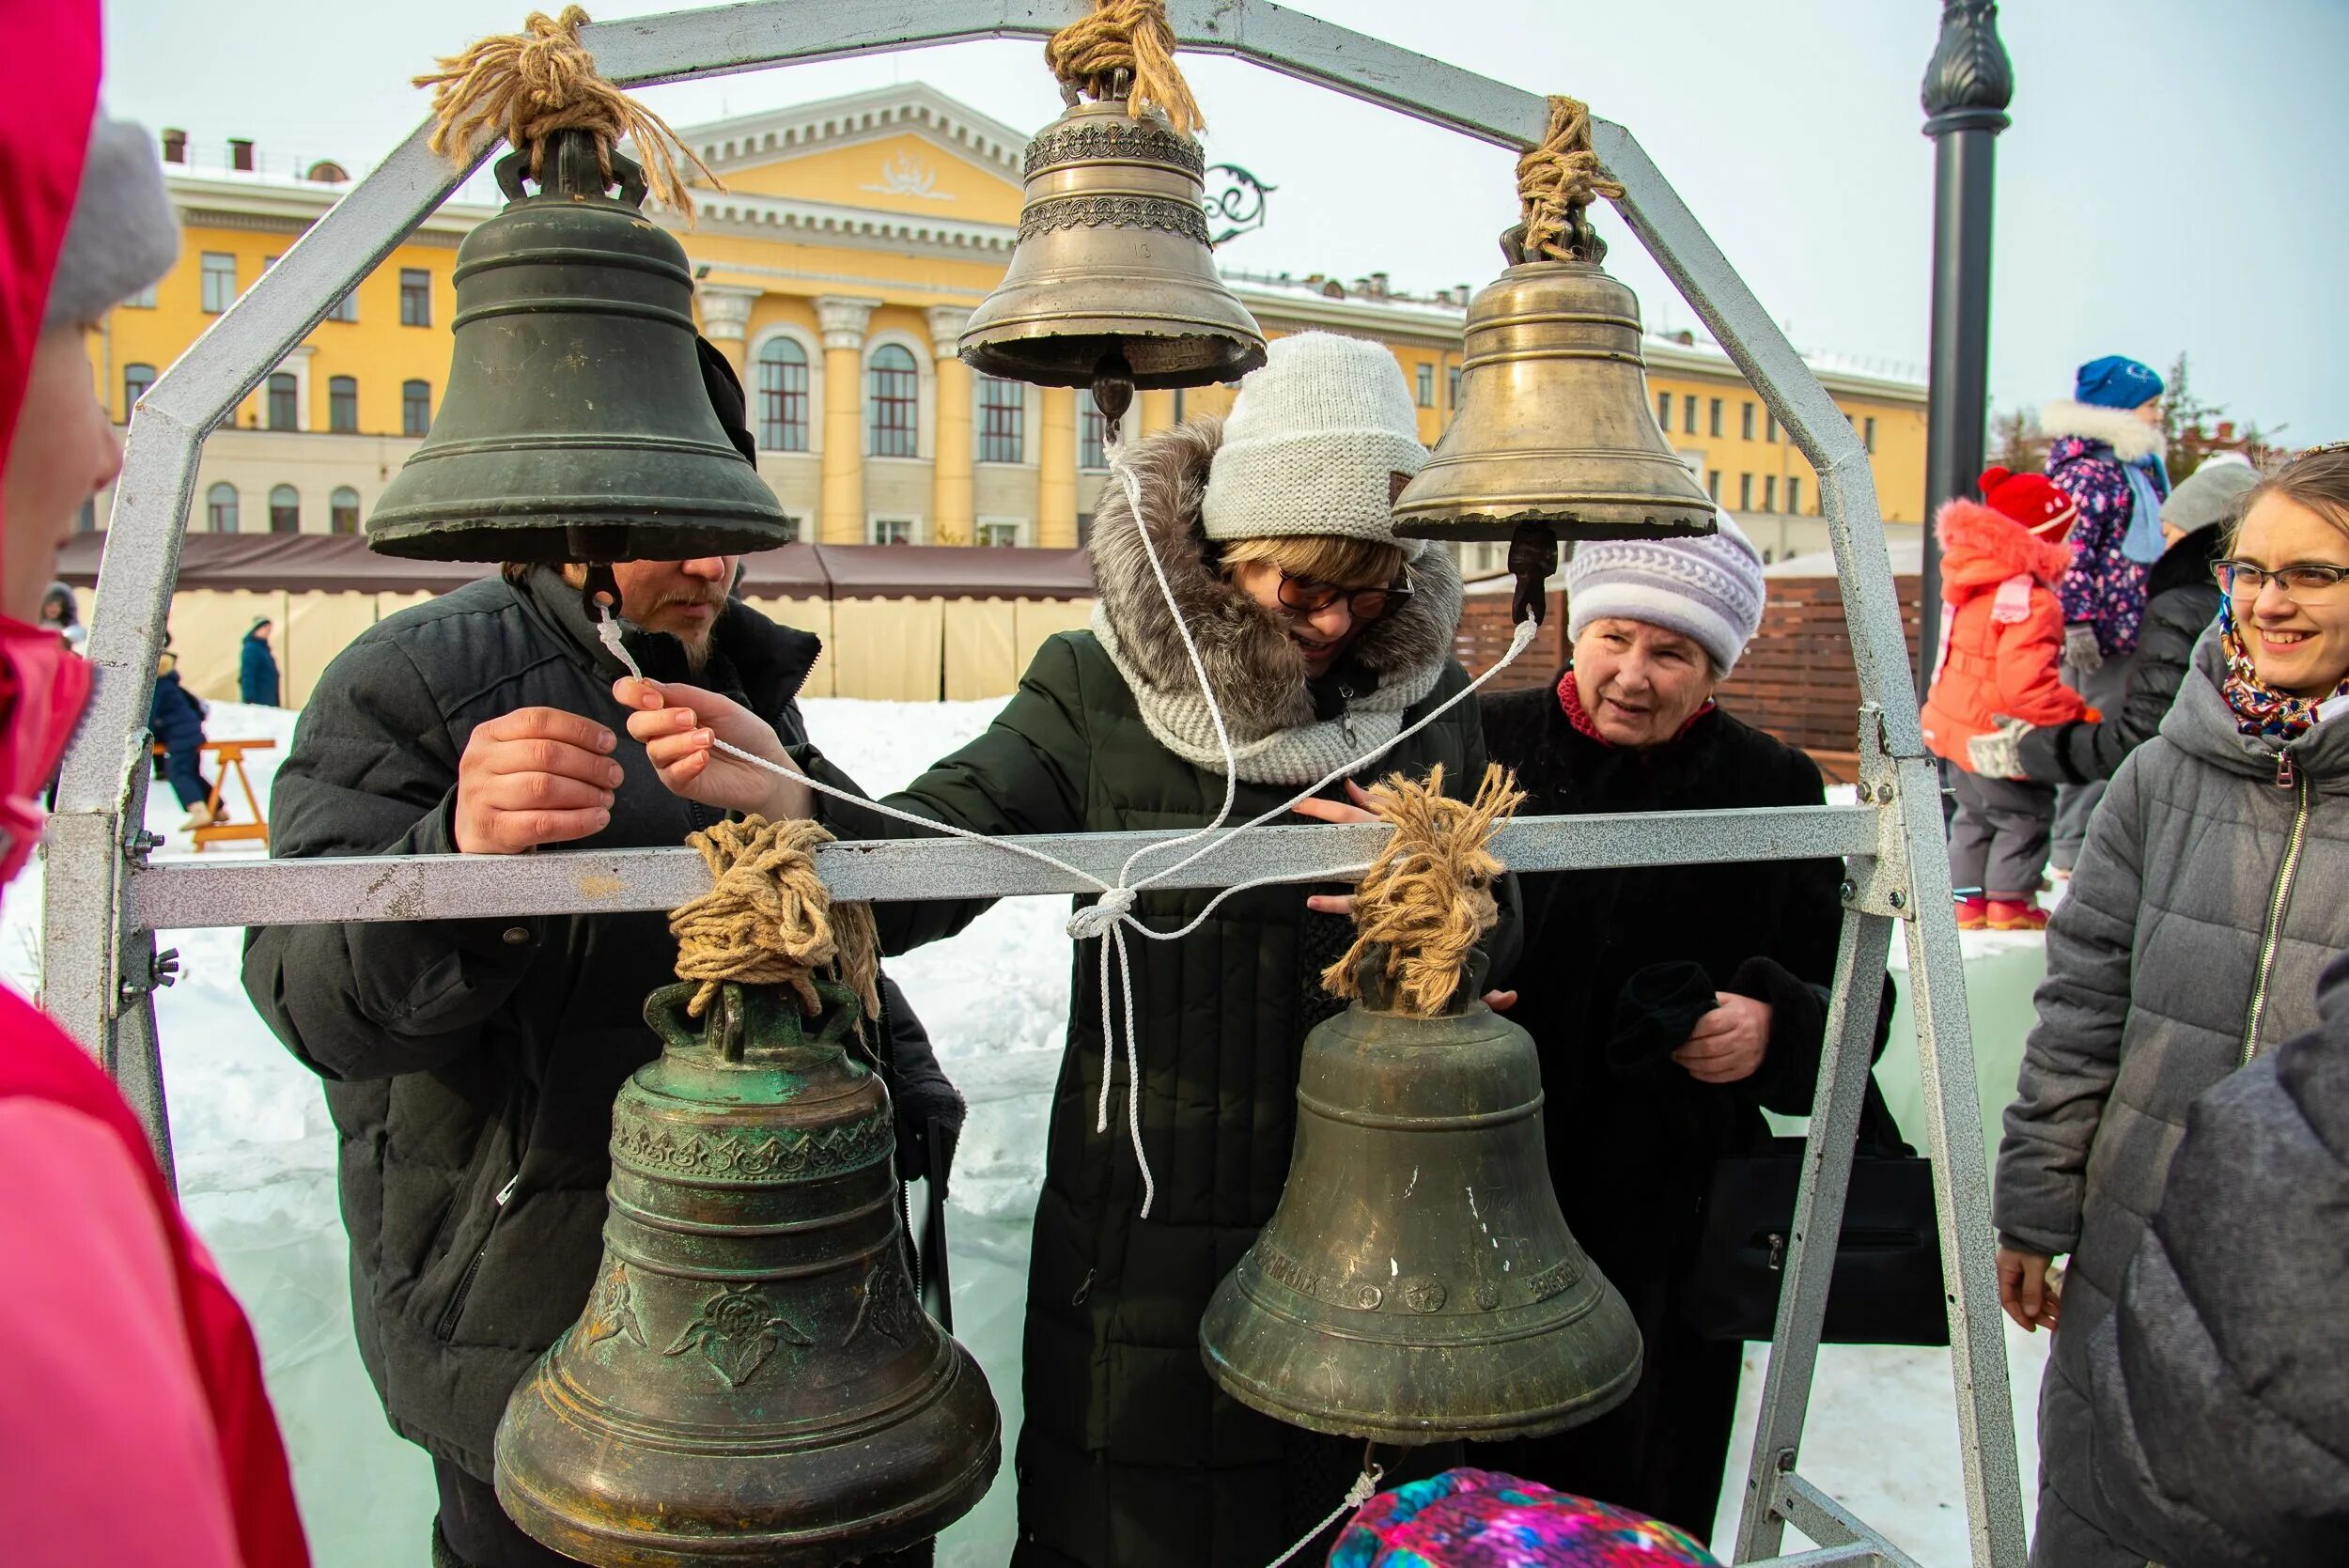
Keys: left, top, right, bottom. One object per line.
{"left": 367, "top": 130, "right": 797, "bottom": 565}
{"left": 495, "top": 978, "right": 1001, "bottom": 1566}
{"left": 1392, "top": 225, "right": 1718, "bottom": 547}
{"left": 960, "top": 98, "right": 1266, "bottom": 393}
{"left": 1200, "top": 953, "right": 1642, "bottom": 1445}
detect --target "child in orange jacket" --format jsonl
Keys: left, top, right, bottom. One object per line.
{"left": 1921, "top": 466, "right": 2098, "bottom": 930}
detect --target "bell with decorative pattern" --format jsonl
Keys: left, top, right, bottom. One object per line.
{"left": 494, "top": 976, "right": 999, "bottom": 1566}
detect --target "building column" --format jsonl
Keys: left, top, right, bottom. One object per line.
{"left": 695, "top": 284, "right": 763, "bottom": 379}
{"left": 1136, "top": 389, "right": 1178, "bottom": 440}
{"left": 1037, "top": 387, "right": 1079, "bottom": 548}
{"left": 816, "top": 295, "right": 879, "bottom": 545}
{"left": 926, "top": 305, "right": 975, "bottom": 547}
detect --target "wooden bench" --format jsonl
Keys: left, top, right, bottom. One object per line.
{"left": 152, "top": 737, "right": 273, "bottom": 851}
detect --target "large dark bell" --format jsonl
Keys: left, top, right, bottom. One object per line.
{"left": 366, "top": 131, "right": 795, "bottom": 565}
{"left": 1201, "top": 957, "right": 1641, "bottom": 1444}
{"left": 495, "top": 979, "right": 1000, "bottom": 1565}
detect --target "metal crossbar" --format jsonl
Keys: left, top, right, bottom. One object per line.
{"left": 40, "top": 4, "right": 2025, "bottom": 1564}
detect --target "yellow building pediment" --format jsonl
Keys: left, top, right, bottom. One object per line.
{"left": 717, "top": 132, "right": 1022, "bottom": 225}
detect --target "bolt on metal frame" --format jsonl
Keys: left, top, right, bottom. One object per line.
{"left": 40, "top": 3, "right": 2024, "bottom": 1563}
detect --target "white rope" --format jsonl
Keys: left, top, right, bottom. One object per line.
{"left": 598, "top": 423, "right": 1537, "bottom": 1219}
{"left": 1264, "top": 1463, "right": 1384, "bottom": 1568}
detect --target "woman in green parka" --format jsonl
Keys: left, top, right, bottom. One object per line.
{"left": 616, "top": 333, "right": 1508, "bottom": 1567}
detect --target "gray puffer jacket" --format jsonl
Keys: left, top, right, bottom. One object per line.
{"left": 1995, "top": 628, "right": 2349, "bottom": 1567}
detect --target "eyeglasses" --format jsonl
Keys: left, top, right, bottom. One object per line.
{"left": 2213, "top": 559, "right": 2349, "bottom": 602}
{"left": 1276, "top": 567, "right": 1413, "bottom": 622}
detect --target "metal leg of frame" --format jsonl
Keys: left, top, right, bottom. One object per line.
{"left": 1733, "top": 904, "right": 1896, "bottom": 1560}
{"left": 113, "top": 973, "right": 176, "bottom": 1190}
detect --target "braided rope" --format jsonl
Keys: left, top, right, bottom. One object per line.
{"left": 1043, "top": 0, "right": 1206, "bottom": 134}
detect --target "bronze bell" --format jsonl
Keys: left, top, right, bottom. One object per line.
{"left": 960, "top": 98, "right": 1266, "bottom": 393}
{"left": 1392, "top": 228, "right": 1718, "bottom": 547}
{"left": 1200, "top": 955, "right": 1642, "bottom": 1444}
{"left": 367, "top": 130, "right": 796, "bottom": 566}
{"left": 495, "top": 978, "right": 1000, "bottom": 1566}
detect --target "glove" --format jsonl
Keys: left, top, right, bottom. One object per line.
{"left": 2062, "top": 623, "right": 2103, "bottom": 675}
{"left": 1967, "top": 715, "right": 2032, "bottom": 780}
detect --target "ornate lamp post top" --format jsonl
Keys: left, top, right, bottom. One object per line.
{"left": 1922, "top": 0, "right": 2015, "bottom": 133}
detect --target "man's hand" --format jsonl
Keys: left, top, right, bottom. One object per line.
{"left": 2063, "top": 623, "right": 2103, "bottom": 675}
{"left": 454, "top": 708, "right": 621, "bottom": 854}
{"left": 1672, "top": 992, "right": 1770, "bottom": 1083}
{"left": 1998, "top": 1246, "right": 2061, "bottom": 1333}
{"left": 614, "top": 676, "right": 810, "bottom": 819}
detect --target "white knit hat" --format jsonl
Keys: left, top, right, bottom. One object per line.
{"left": 1565, "top": 513, "right": 1767, "bottom": 674}
{"left": 1200, "top": 332, "right": 1428, "bottom": 549}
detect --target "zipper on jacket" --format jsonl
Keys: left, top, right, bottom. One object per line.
{"left": 436, "top": 1171, "right": 521, "bottom": 1340}
{"left": 2241, "top": 766, "right": 2312, "bottom": 1065}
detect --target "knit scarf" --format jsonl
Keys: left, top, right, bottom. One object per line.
{"left": 2217, "top": 601, "right": 2349, "bottom": 741}
{"left": 2119, "top": 450, "right": 2172, "bottom": 565}
{"left": 1556, "top": 667, "right": 1715, "bottom": 746}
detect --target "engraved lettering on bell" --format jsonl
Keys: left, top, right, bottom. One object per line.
{"left": 847, "top": 1260, "right": 922, "bottom": 1349}
{"left": 1400, "top": 1277, "right": 1448, "bottom": 1313}
{"left": 1016, "top": 194, "right": 1212, "bottom": 247}
{"left": 580, "top": 1261, "right": 646, "bottom": 1349}
{"left": 661, "top": 1282, "right": 813, "bottom": 1388}
{"left": 1525, "top": 1260, "right": 1579, "bottom": 1302}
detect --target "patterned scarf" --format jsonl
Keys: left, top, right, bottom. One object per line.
{"left": 2218, "top": 600, "right": 2349, "bottom": 741}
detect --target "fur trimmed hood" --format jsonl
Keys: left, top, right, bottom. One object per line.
{"left": 1935, "top": 496, "right": 2075, "bottom": 596}
{"left": 1086, "top": 418, "right": 1463, "bottom": 742}
{"left": 2041, "top": 398, "right": 2167, "bottom": 464}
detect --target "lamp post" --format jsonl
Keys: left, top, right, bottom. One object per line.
{"left": 1918, "top": 0, "right": 2014, "bottom": 698}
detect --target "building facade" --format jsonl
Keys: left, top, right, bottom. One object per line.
{"left": 92, "top": 85, "right": 1925, "bottom": 566}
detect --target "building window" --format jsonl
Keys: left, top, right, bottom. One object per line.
{"left": 402, "top": 379, "right": 431, "bottom": 437}
{"left": 1763, "top": 475, "right": 1777, "bottom": 512}
{"left": 267, "top": 371, "right": 299, "bottom": 431}
{"left": 268, "top": 484, "right": 300, "bottom": 534}
{"left": 1741, "top": 401, "right": 1755, "bottom": 441}
{"left": 870, "top": 518, "right": 913, "bottom": 545}
{"left": 123, "top": 363, "right": 156, "bottom": 417}
{"left": 328, "top": 376, "right": 358, "bottom": 433}
{"left": 205, "top": 483, "right": 239, "bottom": 533}
{"left": 977, "top": 374, "right": 1024, "bottom": 464}
{"left": 754, "top": 338, "right": 810, "bottom": 451}
{"left": 977, "top": 520, "right": 1021, "bottom": 547}
{"left": 1708, "top": 397, "right": 1723, "bottom": 438}
{"left": 1863, "top": 416, "right": 1877, "bottom": 454}
{"left": 399, "top": 268, "right": 432, "bottom": 327}
{"left": 1787, "top": 475, "right": 1803, "bottom": 515}
{"left": 1656, "top": 391, "right": 1672, "bottom": 431}
{"left": 200, "top": 252, "right": 237, "bottom": 314}
{"left": 1080, "top": 405, "right": 1107, "bottom": 471}
{"left": 868, "top": 345, "right": 919, "bottom": 458}
{"left": 1766, "top": 411, "right": 1780, "bottom": 443}
{"left": 330, "top": 486, "right": 362, "bottom": 534}
{"left": 1738, "top": 473, "right": 1753, "bottom": 510}
{"left": 124, "top": 283, "right": 158, "bottom": 309}
{"left": 1683, "top": 396, "right": 1698, "bottom": 436}
{"left": 327, "top": 290, "right": 359, "bottom": 323}
{"left": 1415, "top": 364, "right": 1434, "bottom": 409}
{"left": 1448, "top": 365, "right": 1462, "bottom": 409}
{"left": 1705, "top": 469, "right": 1721, "bottom": 501}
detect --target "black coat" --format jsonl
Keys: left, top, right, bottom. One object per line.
{"left": 2017, "top": 522, "right": 2223, "bottom": 785}
{"left": 241, "top": 567, "right": 961, "bottom": 1479}
{"left": 148, "top": 666, "right": 206, "bottom": 753}
{"left": 1471, "top": 682, "right": 1872, "bottom": 1539}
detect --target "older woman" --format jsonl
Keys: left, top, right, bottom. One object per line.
{"left": 1466, "top": 519, "right": 1880, "bottom": 1544}
{"left": 1996, "top": 443, "right": 2349, "bottom": 1568}
{"left": 617, "top": 332, "right": 1501, "bottom": 1568}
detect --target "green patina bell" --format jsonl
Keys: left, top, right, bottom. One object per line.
{"left": 366, "top": 129, "right": 795, "bottom": 565}
{"left": 495, "top": 977, "right": 999, "bottom": 1566}
{"left": 1200, "top": 952, "right": 1642, "bottom": 1445}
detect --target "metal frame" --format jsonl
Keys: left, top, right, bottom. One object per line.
{"left": 41, "top": 4, "right": 2023, "bottom": 1563}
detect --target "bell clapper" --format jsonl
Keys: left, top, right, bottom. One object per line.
{"left": 1507, "top": 523, "right": 1560, "bottom": 628}
{"left": 1090, "top": 349, "right": 1136, "bottom": 449}
{"left": 580, "top": 561, "right": 622, "bottom": 621}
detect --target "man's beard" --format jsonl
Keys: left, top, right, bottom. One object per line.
{"left": 664, "top": 595, "right": 728, "bottom": 672}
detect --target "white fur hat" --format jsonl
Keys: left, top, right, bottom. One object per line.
{"left": 1566, "top": 513, "right": 1767, "bottom": 674}
{"left": 1200, "top": 332, "right": 1428, "bottom": 550}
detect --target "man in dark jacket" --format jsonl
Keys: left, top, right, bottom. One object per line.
{"left": 239, "top": 615, "right": 280, "bottom": 706}
{"left": 2076, "top": 950, "right": 2349, "bottom": 1566}
{"left": 242, "top": 557, "right": 964, "bottom": 1568}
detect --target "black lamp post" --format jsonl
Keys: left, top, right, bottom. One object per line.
{"left": 1918, "top": 0, "right": 2014, "bottom": 699}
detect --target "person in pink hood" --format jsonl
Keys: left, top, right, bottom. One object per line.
{"left": 0, "top": 4, "right": 308, "bottom": 1563}
{"left": 1921, "top": 466, "right": 2097, "bottom": 932}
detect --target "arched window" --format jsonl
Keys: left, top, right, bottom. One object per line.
{"left": 330, "top": 486, "right": 362, "bottom": 534}
{"left": 754, "top": 338, "right": 809, "bottom": 452}
{"left": 267, "top": 371, "right": 299, "bottom": 431}
{"left": 123, "top": 363, "right": 156, "bottom": 419}
{"left": 205, "top": 482, "right": 239, "bottom": 533}
{"left": 402, "top": 379, "right": 431, "bottom": 437}
{"left": 866, "top": 344, "right": 918, "bottom": 458}
{"left": 328, "top": 375, "right": 358, "bottom": 433}
{"left": 269, "top": 484, "right": 300, "bottom": 534}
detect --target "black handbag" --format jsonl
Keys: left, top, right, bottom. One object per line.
{"left": 1680, "top": 1084, "right": 1949, "bottom": 1347}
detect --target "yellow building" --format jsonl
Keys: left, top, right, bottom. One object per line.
{"left": 93, "top": 85, "right": 1924, "bottom": 567}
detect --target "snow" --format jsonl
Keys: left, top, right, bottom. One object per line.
{"left": 0, "top": 699, "right": 2055, "bottom": 1567}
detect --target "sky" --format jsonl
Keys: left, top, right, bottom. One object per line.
{"left": 102, "top": 0, "right": 2349, "bottom": 444}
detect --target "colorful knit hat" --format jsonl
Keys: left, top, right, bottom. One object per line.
{"left": 1977, "top": 465, "right": 2077, "bottom": 541}
{"left": 1329, "top": 1468, "right": 1720, "bottom": 1568}
{"left": 1564, "top": 513, "right": 1766, "bottom": 675}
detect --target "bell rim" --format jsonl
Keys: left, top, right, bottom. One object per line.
{"left": 362, "top": 518, "right": 798, "bottom": 565}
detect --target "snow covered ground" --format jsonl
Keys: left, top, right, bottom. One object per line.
{"left": 0, "top": 699, "right": 2054, "bottom": 1566}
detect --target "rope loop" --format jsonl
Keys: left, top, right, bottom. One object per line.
{"left": 1515, "top": 94, "right": 1622, "bottom": 263}
{"left": 1043, "top": 0, "right": 1206, "bottom": 135}
{"left": 668, "top": 815, "right": 881, "bottom": 1022}
{"left": 1066, "top": 885, "right": 1138, "bottom": 941}
{"left": 414, "top": 5, "right": 721, "bottom": 220}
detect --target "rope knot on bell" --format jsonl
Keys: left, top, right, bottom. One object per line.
{"left": 1043, "top": 0, "right": 1205, "bottom": 132}
{"left": 669, "top": 816, "right": 880, "bottom": 1020}
{"left": 1513, "top": 95, "right": 1624, "bottom": 264}
{"left": 1066, "top": 886, "right": 1138, "bottom": 941}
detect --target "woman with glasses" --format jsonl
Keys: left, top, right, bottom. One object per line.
{"left": 1997, "top": 442, "right": 2349, "bottom": 1568}
{"left": 612, "top": 332, "right": 1500, "bottom": 1568}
